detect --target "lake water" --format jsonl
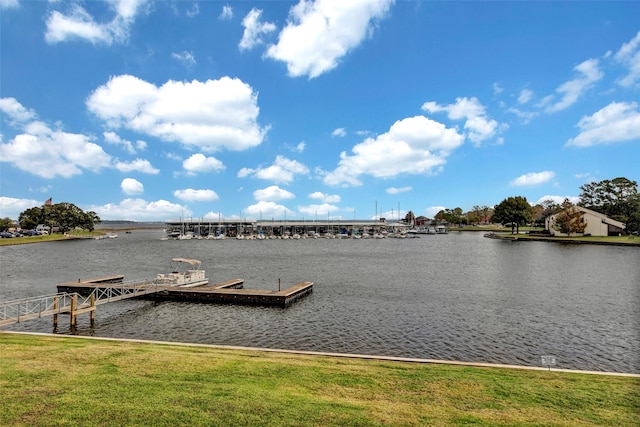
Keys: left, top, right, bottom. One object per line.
{"left": 1, "top": 230, "right": 639, "bottom": 373}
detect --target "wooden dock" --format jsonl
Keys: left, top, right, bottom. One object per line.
{"left": 57, "top": 276, "right": 313, "bottom": 308}
{"left": 1, "top": 275, "right": 313, "bottom": 328}
{"left": 149, "top": 280, "right": 314, "bottom": 307}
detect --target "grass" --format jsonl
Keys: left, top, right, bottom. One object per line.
{"left": 0, "top": 231, "right": 103, "bottom": 246}
{"left": 1, "top": 333, "right": 638, "bottom": 426}
{"left": 487, "top": 232, "right": 640, "bottom": 245}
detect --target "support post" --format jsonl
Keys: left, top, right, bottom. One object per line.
{"left": 53, "top": 296, "right": 58, "bottom": 328}
{"left": 70, "top": 294, "right": 77, "bottom": 327}
{"left": 90, "top": 293, "right": 95, "bottom": 325}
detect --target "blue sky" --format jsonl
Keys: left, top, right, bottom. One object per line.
{"left": 1, "top": 0, "right": 639, "bottom": 222}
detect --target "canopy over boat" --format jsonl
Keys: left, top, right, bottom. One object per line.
{"left": 171, "top": 258, "right": 202, "bottom": 267}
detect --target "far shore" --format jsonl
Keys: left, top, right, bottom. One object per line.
{"left": 2, "top": 227, "right": 640, "bottom": 246}
{"left": 482, "top": 231, "right": 640, "bottom": 247}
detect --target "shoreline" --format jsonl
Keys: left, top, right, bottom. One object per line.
{"left": 3, "top": 228, "right": 640, "bottom": 247}
{"left": 2, "top": 330, "right": 638, "bottom": 377}
{"left": 483, "top": 231, "right": 640, "bottom": 247}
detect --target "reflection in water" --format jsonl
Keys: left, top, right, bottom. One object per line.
{"left": 1, "top": 230, "right": 639, "bottom": 373}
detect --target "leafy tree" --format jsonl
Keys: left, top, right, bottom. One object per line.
{"left": 18, "top": 202, "right": 101, "bottom": 233}
{"left": 83, "top": 211, "right": 101, "bottom": 231}
{"left": 533, "top": 199, "right": 560, "bottom": 226}
{"left": 467, "top": 210, "right": 480, "bottom": 225}
{"left": 552, "top": 199, "right": 587, "bottom": 236}
{"left": 18, "top": 207, "right": 44, "bottom": 230}
{"left": 0, "top": 217, "right": 14, "bottom": 231}
{"left": 579, "top": 177, "right": 639, "bottom": 221}
{"left": 492, "top": 196, "right": 533, "bottom": 234}
{"left": 481, "top": 206, "right": 491, "bottom": 224}
{"left": 436, "top": 207, "right": 463, "bottom": 225}
{"left": 625, "top": 211, "right": 640, "bottom": 235}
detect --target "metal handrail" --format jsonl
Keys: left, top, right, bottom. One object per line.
{"left": 1, "top": 292, "right": 78, "bottom": 324}
{"left": 1, "top": 279, "right": 160, "bottom": 326}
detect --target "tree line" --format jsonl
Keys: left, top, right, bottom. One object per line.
{"left": 0, "top": 202, "right": 101, "bottom": 233}
{"left": 431, "top": 177, "right": 639, "bottom": 235}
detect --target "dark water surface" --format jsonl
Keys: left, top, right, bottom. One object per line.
{"left": 1, "top": 230, "right": 639, "bottom": 373}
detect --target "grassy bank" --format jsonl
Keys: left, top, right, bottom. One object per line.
{"left": 0, "top": 231, "right": 104, "bottom": 246}
{"left": 484, "top": 232, "right": 640, "bottom": 246}
{"left": 1, "top": 334, "right": 638, "bottom": 426}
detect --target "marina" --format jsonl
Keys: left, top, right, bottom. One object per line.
{"left": 162, "top": 218, "right": 443, "bottom": 239}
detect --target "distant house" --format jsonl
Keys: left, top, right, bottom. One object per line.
{"left": 415, "top": 216, "right": 430, "bottom": 226}
{"left": 546, "top": 206, "right": 626, "bottom": 237}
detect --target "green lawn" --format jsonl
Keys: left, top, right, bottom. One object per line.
{"left": 0, "top": 231, "right": 103, "bottom": 246}
{"left": 1, "top": 333, "right": 638, "bottom": 426}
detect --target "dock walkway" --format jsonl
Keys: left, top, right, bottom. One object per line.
{"left": 1, "top": 276, "right": 161, "bottom": 327}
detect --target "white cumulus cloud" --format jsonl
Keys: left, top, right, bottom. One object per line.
{"left": 238, "top": 155, "right": 309, "bottom": 184}
{"left": 244, "top": 201, "right": 295, "bottom": 219}
{"left": 0, "top": 97, "right": 37, "bottom": 123}
{"left": 90, "top": 198, "right": 189, "bottom": 221}
{"left": 254, "top": 185, "right": 295, "bottom": 202}
{"left": 386, "top": 186, "right": 412, "bottom": 194}
{"left": 536, "top": 195, "right": 580, "bottom": 206}
{"left": 510, "top": 171, "right": 555, "bottom": 187}
{"left": 265, "top": 0, "right": 394, "bottom": 78}
{"left": 566, "top": 102, "right": 640, "bottom": 147}
{"left": 0, "top": 98, "right": 160, "bottom": 178}
{"left": 114, "top": 158, "right": 159, "bottom": 174}
{"left": 183, "top": 153, "right": 225, "bottom": 175}
{"left": 0, "top": 121, "right": 112, "bottom": 178}
{"left": 173, "top": 189, "right": 219, "bottom": 202}
{"left": 103, "top": 131, "right": 145, "bottom": 154}
{"left": 422, "top": 97, "right": 504, "bottom": 146}
{"left": 87, "top": 75, "right": 268, "bottom": 152}
{"left": 239, "top": 8, "right": 276, "bottom": 51}
{"left": 0, "top": 196, "right": 41, "bottom": 220}
{"left": 309, "top": 191, "right": 341, "bottom": 203}
{"left": 44, "top": 0, "right": 148, "bottom": 45}
{"left": 323, "top": 115, "right": 464, "bottom": 187}
{"left": 121, "top": 178, "right": 144, "bottom": 195}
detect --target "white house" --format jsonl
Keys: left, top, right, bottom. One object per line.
{"left": 546, "top": 206, "right": 626, "bottom": 237}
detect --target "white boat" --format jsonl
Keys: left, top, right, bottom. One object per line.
{"left": 436, "top": 225, "right": 448, "bottom": 234}
{"left": 155, "top": 258, "right": 209, "bottom": 288}
{"left": 107, "top": 232, "right": 118, "bottom": 238}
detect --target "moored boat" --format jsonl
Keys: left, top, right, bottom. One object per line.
{"left": 155, "top": 258, "right": 209, "bottom": 287}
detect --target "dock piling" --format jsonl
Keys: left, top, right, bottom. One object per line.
{"left": 53, "top": 296, "right": 59, "bottom": 328}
